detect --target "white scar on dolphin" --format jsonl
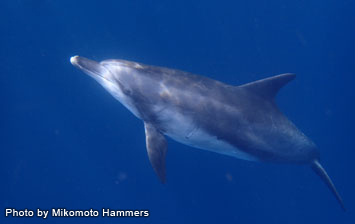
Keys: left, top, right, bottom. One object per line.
{"left": 70, "top": 55, "right": 345, "bottom": 210}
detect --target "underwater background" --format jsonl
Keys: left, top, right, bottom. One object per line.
{"left": 1, "top": 0, "right": 354, "bottom": 223}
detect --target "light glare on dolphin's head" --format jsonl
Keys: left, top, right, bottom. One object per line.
{"left": 70, "top": 55, "right": 79, "bottom": 65}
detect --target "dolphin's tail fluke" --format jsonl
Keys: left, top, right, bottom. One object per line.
{"left": 311, "top": 160, "right": 345, "bottom": 211}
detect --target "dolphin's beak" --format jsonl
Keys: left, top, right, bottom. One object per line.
{"left": 70, "top": 55, "right": 109, "bottom": 80}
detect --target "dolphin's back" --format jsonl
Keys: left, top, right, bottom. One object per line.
{"left": 124, "top": 64, "right": 316, "bottom": 163}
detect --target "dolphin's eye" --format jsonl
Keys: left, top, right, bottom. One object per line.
{"left": 125, "top": 89, "right": 132, "bottom": 95}
{"left": 120, "top": 86, "right": 132, "bottom": 96}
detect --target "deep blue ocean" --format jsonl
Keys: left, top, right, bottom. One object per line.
{"left": 1, "top": 0, "right": 354, "bottom": 223}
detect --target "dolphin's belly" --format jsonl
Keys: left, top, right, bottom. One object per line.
{"left": 157, "top": 108, "right": 257, "bottom": 161}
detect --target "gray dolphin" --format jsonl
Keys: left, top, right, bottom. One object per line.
{"left": 70, "top": 55, "right": 345, "bottom": 210}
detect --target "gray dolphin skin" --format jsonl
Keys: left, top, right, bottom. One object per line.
{"left": 70, "top": 55, "right": 345, "bottom": 210}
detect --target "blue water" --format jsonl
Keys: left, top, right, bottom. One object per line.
{"left": 1, "top": 0, "right": 354, "bottom": 223}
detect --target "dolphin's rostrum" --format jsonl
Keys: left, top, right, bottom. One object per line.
{"left": 70, "top": 55, "right": 345, "bottom": 210}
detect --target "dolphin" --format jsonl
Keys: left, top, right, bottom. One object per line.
{"left": 70, "top": 55, "right": 345, "bottom": 210}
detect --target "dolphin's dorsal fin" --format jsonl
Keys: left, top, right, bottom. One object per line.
{"left": 239, "top": 73, "right": 296, "bottom": 99}
{"left": 144, "top": 122, "right": 167, "bottom": 183}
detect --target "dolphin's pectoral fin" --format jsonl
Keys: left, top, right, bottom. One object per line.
{"left": 311, "top": 160, "right": 346, "bottom": 211}
{"left": 239, "top": 73, "right": 296, "bottom": 99}
{"left": 144, "top": 122, "right": 167, "bottom": 183}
